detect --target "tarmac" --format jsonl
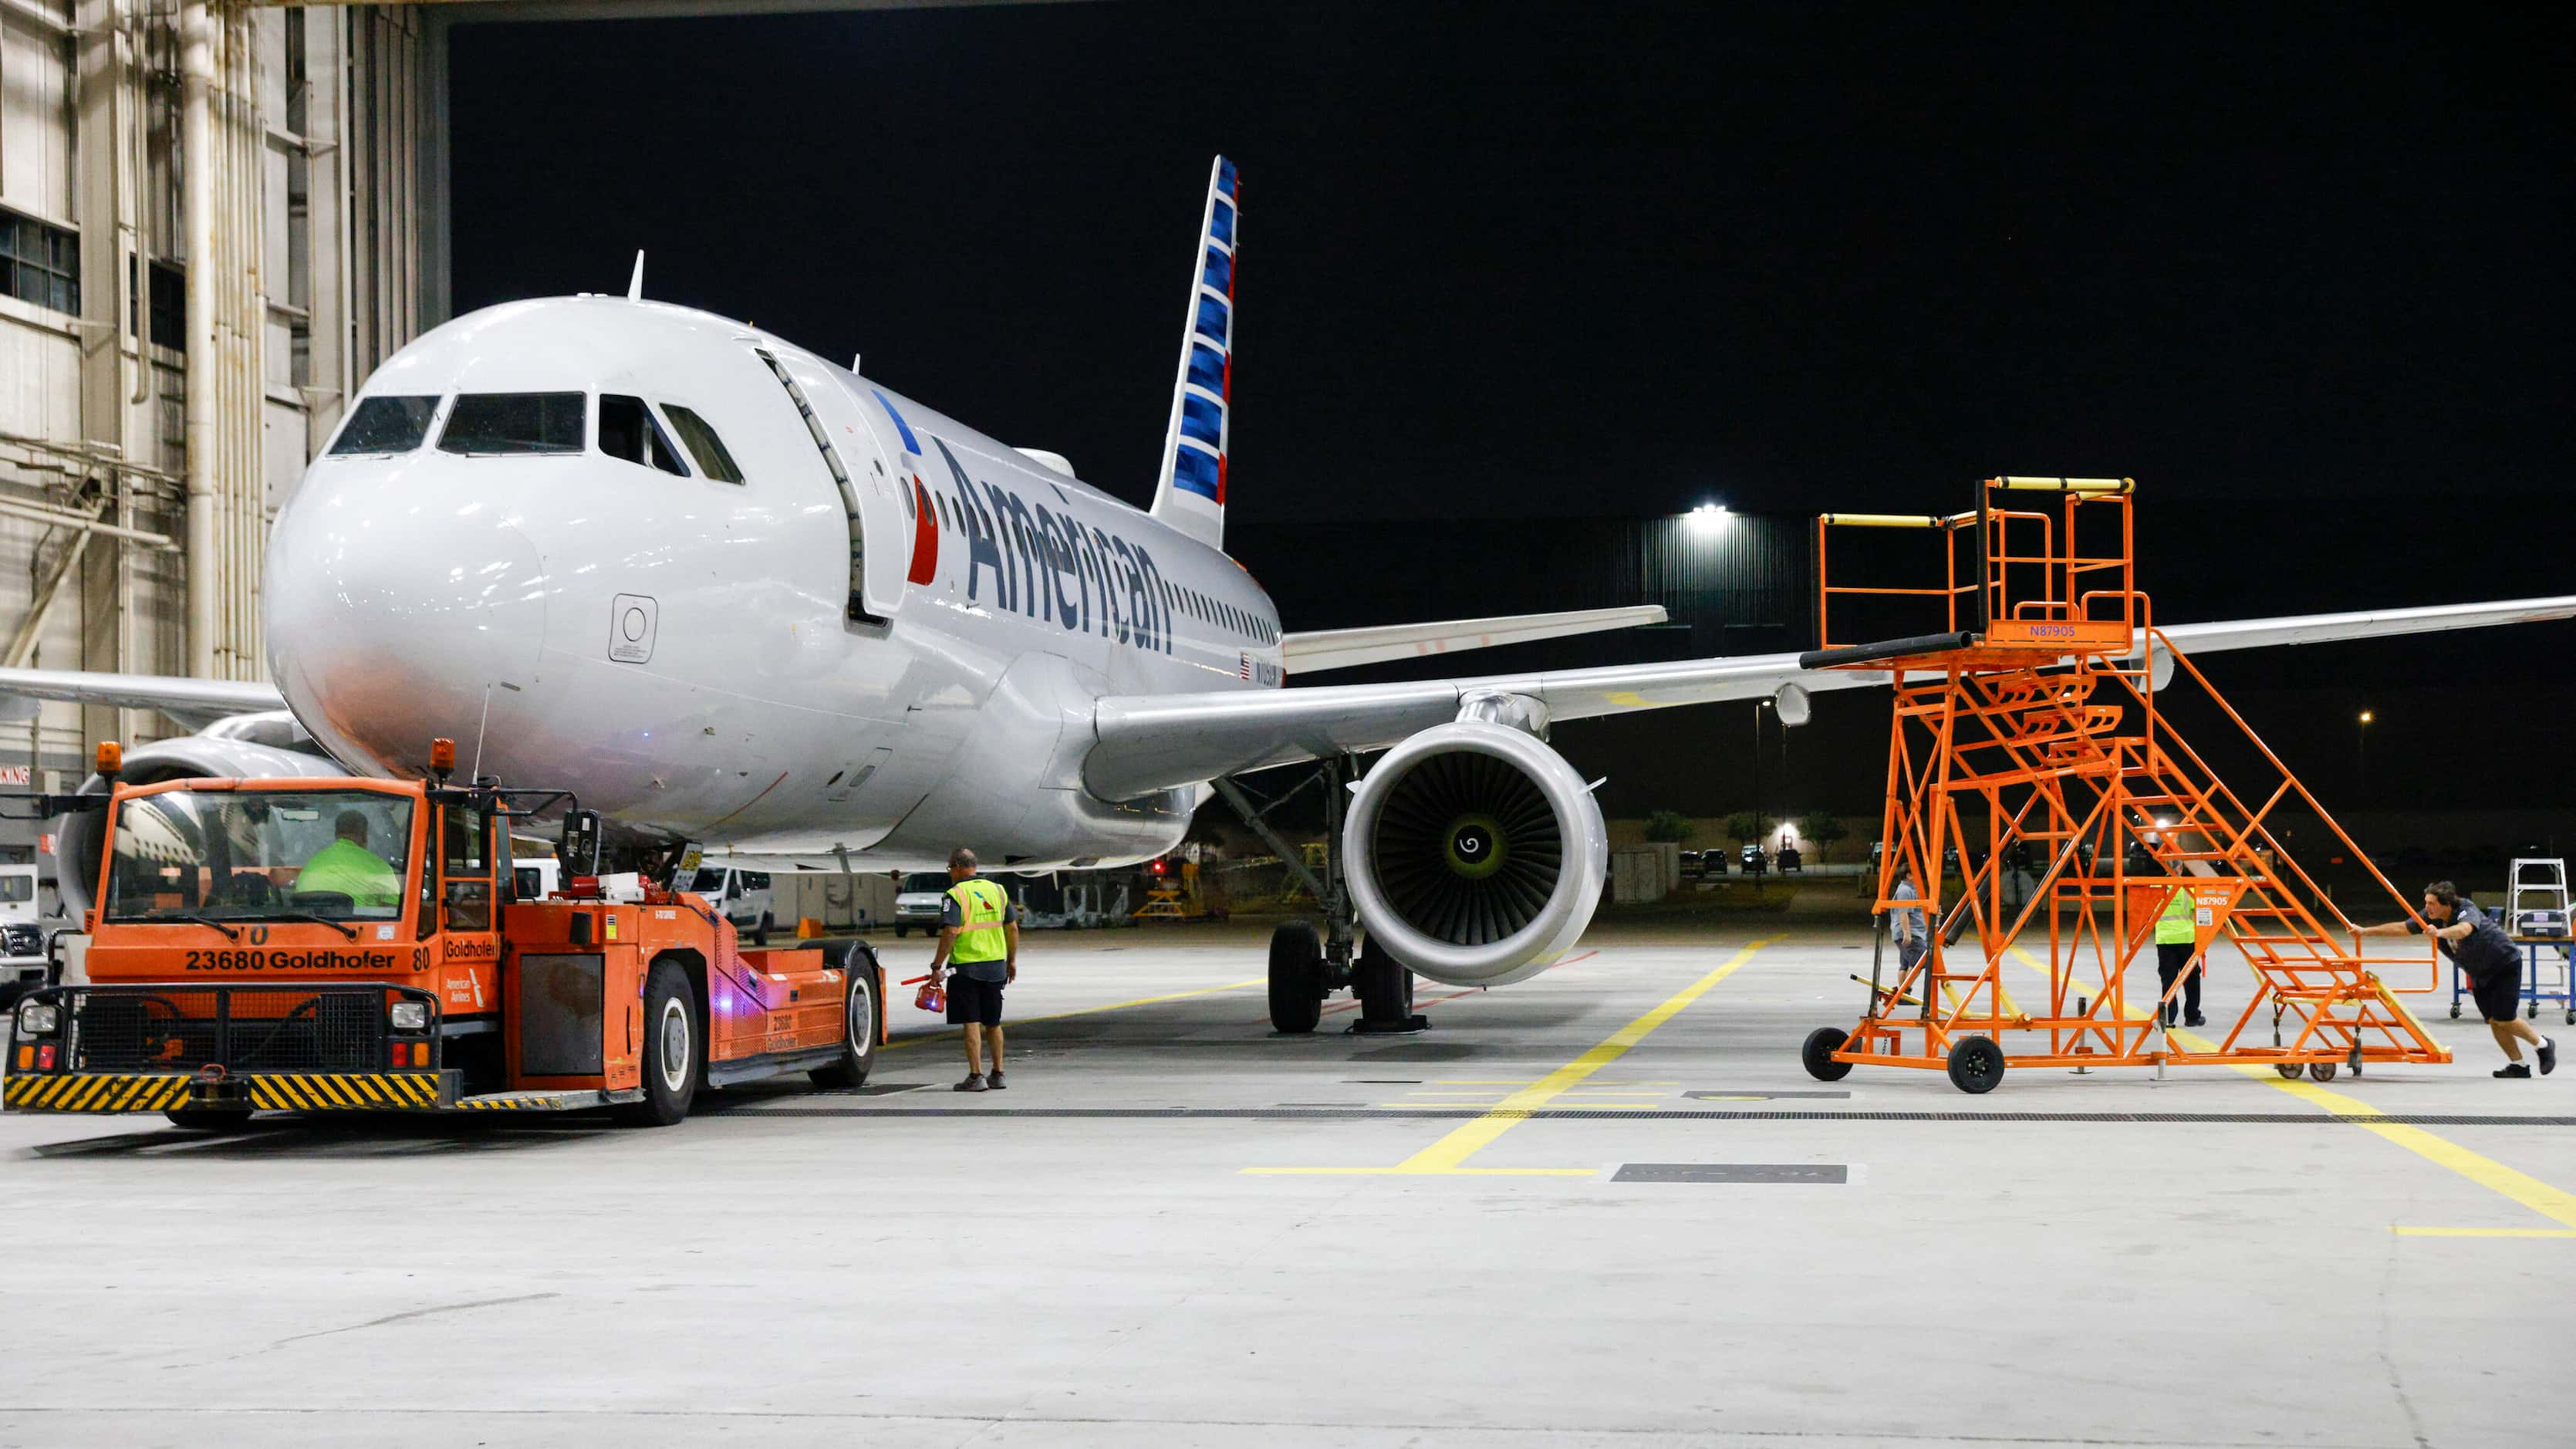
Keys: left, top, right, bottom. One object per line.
{"left": 3, "top": 917, "right": 2571, "bottom": 1447}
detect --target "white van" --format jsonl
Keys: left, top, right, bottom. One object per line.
{"left": 689, "top": 866, "right": 778, "bottom": 942}
{"left": 0, "top": 862, "right": 44, "bottom": 1001}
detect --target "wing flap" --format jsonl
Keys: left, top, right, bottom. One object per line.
{"left": 1281, "top": 605, "right": 1670, "bottom": 674}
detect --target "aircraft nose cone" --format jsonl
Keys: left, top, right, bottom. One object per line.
{"left": 267, "top": 490, "right": 549, "bottom": 777}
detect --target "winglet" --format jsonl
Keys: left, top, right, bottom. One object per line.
{"left": 1149, "top": 156, "right": 1237, "bottom": 552}
{"left": 627, "top": 251, "right": 646, "bottom": 301}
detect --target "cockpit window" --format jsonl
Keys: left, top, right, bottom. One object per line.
{"left": 328, "top": 395, "right": 441, "bottom": 456}
{"left": 437, "top": 392, "right": 586, "bottom": 455}
{"left": 600, "top": 394, "right": 690, "bottom": 477}
{"left": 661, "top": 404, "right": 745, "bottom": 485}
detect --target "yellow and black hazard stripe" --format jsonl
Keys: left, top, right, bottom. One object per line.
{"left": 245, "top": 1072, "right": 442, "bottom": 1110}
{"left": 3, "top": 1073, "right": 192, "bottom": 1113}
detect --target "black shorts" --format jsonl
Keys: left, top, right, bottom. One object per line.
{"left": 2469, "top": 965, "right": 2524, "bottom": 1024}
{"left": 944, "top": 974, "right": 1006, "bottom": 1026}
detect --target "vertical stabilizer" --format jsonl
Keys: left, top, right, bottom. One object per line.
{"left": 1149, "top": 156, "right": 1237, "bottom": 551}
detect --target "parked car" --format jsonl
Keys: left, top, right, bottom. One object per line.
{"left": 1740, "top": 843, "right": 1769, "bottom": 877}
{"left": 1778, "top": 844, "right": 1804, "bottom": 873}
{"left": 893, "top": 872, "right": 951, "bottom": 937}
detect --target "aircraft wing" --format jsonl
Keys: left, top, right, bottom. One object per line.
{"left": 1281, "top": 605, "right": 1669, "bottom": 674}
{"left": 0, "top": 666, "right": 286, "bottom": 731}
{"left": 1085, "top": 593, "right": 2576, "bottom": 799}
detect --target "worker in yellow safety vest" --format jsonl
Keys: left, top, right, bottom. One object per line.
{"left": 927, "top": 846, "right": 1019, "bottom": 1092}
{"left": 2154, "top": 883, "right": 2205, "bottom": 1028}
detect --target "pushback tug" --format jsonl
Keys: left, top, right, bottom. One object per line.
{"left": 5, "top": 738, "right": 883, "bottom": 1126}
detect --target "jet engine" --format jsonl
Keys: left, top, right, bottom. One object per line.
{"left": 1341, "top": 720, "right": 1608, "bottom": 988}
{"left": 52, "top": 714, "right": 342, "bottom": 914}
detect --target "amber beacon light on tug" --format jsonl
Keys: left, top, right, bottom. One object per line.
{"left": 1798, "top": 477, "right": 2451, "bottom": 1094}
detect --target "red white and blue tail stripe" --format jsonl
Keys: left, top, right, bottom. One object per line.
{"left": 1150, "top": 155, "right": 1237, "bottom": 551}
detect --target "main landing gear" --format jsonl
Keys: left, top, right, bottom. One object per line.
{"left": 1215, "top": 759, "right": 1428, "bottom": 1037}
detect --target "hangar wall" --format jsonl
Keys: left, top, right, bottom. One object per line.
{"left": 0, "top": 1, "right": 436, "bottom": 854}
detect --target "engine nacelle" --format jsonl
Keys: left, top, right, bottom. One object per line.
{"left": 53, "top": 728, "right": 343, "bottom": 914}
{"left": 1342, "top": 721, "right": 1608, "bottom": 988}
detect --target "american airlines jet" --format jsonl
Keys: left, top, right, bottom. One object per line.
{"left": 5, "top": 157, "right": 2571, "bottom": 1032}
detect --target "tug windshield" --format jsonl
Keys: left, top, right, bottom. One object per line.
{"left": 104, "top": 789, "right": 417, "bottom": 924}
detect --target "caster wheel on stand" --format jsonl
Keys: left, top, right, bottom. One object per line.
{"left": 1801, "top": 1027, "right": 1854, "bottom": 1083}
{"left": 1946, "top": 1036, "right": 2005, "bottom": 1095}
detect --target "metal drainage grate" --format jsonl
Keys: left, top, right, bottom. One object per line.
{"left": 1615, "top": 1163, "right": 1850, "bottom": 1184}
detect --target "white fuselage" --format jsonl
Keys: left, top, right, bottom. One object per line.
{"left": 266, "top": 299, "right": 1283, "bottom": 870}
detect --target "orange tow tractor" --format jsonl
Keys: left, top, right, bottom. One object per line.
{"left": 4, "top": 738, "right": 884, "bottom": 1127}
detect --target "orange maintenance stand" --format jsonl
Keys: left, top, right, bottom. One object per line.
{"left": 5, "top": 738, "right": 883, "bottom": 1126}
{"left": 1797, "top": 477, "right": 2448, "bottom": 1093}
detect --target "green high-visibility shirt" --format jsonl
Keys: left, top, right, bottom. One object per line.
{"left": 295, "top": 838, "right": 400, "bottom": 909}
{"left": 946, "top": 876, "right": 1014, "bottom": 966}
{"left": 2155, "top": 887, "right": 2198, "bottom": 946}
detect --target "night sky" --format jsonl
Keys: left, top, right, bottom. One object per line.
{"left": 449, "top": 2, "right": 2574, "bottom": 839}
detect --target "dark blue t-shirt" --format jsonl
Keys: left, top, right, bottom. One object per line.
{"left": 2412, "top": 901, "right": 2517, "bottom": 981}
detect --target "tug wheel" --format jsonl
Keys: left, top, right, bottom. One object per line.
{"left": 1945, "top": 1036, "right": 2005, "bottom": 1095}
{"left": 1801, "top": 1026, "right": 1855, "bottom": 1082}
{"left": 810, "top": 943, "right": 881, "bottom": 1089}
{"left": 617, "top": 957, "right": 703, "bottom": 1126}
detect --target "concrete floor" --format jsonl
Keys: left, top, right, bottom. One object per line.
{"left": 3, "top": 920, "right": 2571, "bottom": 1447}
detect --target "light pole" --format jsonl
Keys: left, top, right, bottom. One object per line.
{"left": 1754, "top": 698, "right": 1772, "bottom": 836}
{"left": 2357, "top": 711, "right": 2373, "bottom": 796}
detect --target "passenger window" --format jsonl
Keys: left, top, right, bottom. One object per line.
{"left": 661, "top": 404, "right": 745, "bottom": 484}
{"left": 438, "top": 392, "right": 586, "bottom": 455}
{"left": 601, "top": 394, "right": 689, "bottom": 476}
{"left": 441, "top": 807, "right": 491, "bottom": 932}
{"left": 743, "top": 871, "right": 771, "bottom": 891}
{"left": 328, "top": 395, "right": 441, "bottom": 455}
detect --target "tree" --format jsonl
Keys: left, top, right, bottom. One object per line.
{"left": 1643, "top": 810, "right": 1697, "bottom": 844}
{"left": 1797, "top": 812, "right": 1850, "bottom": 862}
{"left": 1724, "top": 809, "right": 1764, "bottom": 848}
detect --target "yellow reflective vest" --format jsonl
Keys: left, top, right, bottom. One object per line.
{"left": 947, "top": 876, "right": 1011, "bottom": 964}
{"left": 2155, "top": 887, "right": 2198, "bottom": 946}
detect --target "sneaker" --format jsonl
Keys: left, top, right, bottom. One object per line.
{"left": 2494, "top": 1062, "right": 2532, "bottom": 1079}
{"left": 987, "top": 1069, "right": 1007, "bottom": 1090}
{"left": 954, "top": 1073, "right": 988, "bottom": 1093}
{"left": 2184, "top": 1012, "right": 2206, "bottom": 1028}
{"left": 2540, "top": 1038, "right": 2557, "bottom": 1076}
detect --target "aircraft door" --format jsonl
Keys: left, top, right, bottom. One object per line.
{"left": 768, "top": 350, "right": 911, "bottom": 620}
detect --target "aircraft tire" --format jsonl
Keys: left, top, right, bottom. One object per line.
{"left": 810, "top": 943, "right": 881, "bottom": 1089}
{"left": 618, "top": 957, "right": 702, "bottom": 1126}
{"left": 1356, "top": 936, "right": 1410, "bottom": 1022}
{"left": 164, "top": 1107, "right": 254, "bottom": 1131}
{"left": 1268, "top": 920, "right": 1324, "bottom": 1035}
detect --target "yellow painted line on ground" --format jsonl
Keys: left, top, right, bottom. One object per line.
{"left": 1249, "top": 937, "right": 1781, "bottom": 1177}
{"left": 882, "top": 978, "right": 1263, "bottom": 1052}
{"left": 2010, "top": 947, "right": 2576, "bottom": 1235}
{"left": 2392, "top": 1227, "right": 2576, "bottom": 1239}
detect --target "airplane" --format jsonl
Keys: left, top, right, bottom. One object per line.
{"left": 4, "top": 155, "right": 2571, "bottom": 1035}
